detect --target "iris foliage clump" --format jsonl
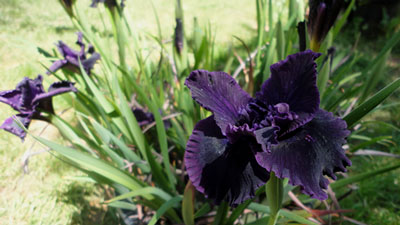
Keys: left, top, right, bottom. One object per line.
{"left": 1, "top": 0, "right": 400, "bottom": 224}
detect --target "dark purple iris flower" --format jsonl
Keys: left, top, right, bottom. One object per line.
{"left": 0, "top": 75, "right": 77, "bottom": 140}
{"left": 184, "top": 50, "right": 351, "bottom": 206}
{"left": 47, "top": 32, "right": 100, "bottom": 75}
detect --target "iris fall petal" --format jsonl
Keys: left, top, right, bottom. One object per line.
{"left": 255, "top": 109, "right": 351, "bottom": 200}
{"left": 185, "top": 116, "right": 269, "bottom": 206}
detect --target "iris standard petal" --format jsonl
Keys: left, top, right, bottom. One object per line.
{"left": 185, "top": 70, "right": 251, "bottom": 135}
{"left": 256, "top": 50, "right": 321, "bottom": 133}
{"left": 82, "top": 53, "right": 101, "bottom": 73}
{"left": 255, "top": 109, "right": 351, "bottom": 200}
{"left": 0, "top": 114, "right": 32, "bottom": 140}
{"left": 17, "top": 76, "right": 44, "bottom": 113}
{"left": 57, "top": 41, "right": 81, "bottom": 59}
{"left": 185, "top": 116, "right": 269, "bottom": 206}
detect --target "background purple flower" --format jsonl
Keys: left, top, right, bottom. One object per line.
{"left": 47, "top": 32, "right": 100, "bottom": 75}
{"left": 0, "top": 75, "right": 77, "bottom": 140}
{"left": 184, "top": 50, "right": 351, "bottom": 206}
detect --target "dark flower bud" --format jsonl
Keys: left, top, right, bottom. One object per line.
{"left": 59, "top": 0, "right": 76, "bottom": 17}
{"left": 308, "top": 0, "right": 343, "bottom": 51}
{"left": 174, "top": 18, "right": 184, "bottom": 54}
{"left": 91, "top": 0, "right": 125, "bottom": 9}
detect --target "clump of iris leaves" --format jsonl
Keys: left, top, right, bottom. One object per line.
{"left": 1, "top": 0, "right": 400, "bottom": 224}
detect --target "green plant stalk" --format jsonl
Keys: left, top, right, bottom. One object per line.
{"left": 108, "top": 7, "right": 127, "bottom": 69}
{"left": 266, "top": 172, "right": 283, "bottom": 225}
{"left": 212, "top": 201, "right": 229, "bottom": 225}
{"left": 107, "top": 6, "right": 131, "bottom": 97}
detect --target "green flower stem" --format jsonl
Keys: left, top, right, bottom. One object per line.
{"left": 310, "top": 39, "right": 320, "bottom": 52}
{"left": 266, "top": 172, "right": 283, "bottom": 225}
{"left": 109, "top": 7, "right": 127, "bottom": 69}
{"left": 212, "top": 201, "right": 229, "bottom": 225}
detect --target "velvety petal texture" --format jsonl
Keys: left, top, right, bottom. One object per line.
{"left": 256, "top": 50, "right": 321, "bottom": 134}
{"left": 185, "top": 70, "right": 251, "bottom": 134}
{"left": 184, "top": 50, "right": 351, "bottom": 205}
{"left": 47, "top": 32, "right": 100, "bottom": 75}
{"left": 185, "top": 116, "right": 269, "bottom": 206}
{"left": 255, "top": 110, "right": 351, "bottom": 200}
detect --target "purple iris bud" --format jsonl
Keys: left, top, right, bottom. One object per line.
{"left": 90, "top": 0, "right": 125, "bottom": 8}
{"left": 184, "top": 50, "right": 351, "bottom": 206}
{"left": 132, "top": 107, "right": 171, "bottom": 129}
{"left": 59, "top": 0, "right": 76, "bottom": 17}
{"left": 0, "top": 75, "right": 77, "bottom": 140}
{"left": 47, "top": 32, "right": 100, "bottom": 75}
{"left": 132, "top": 107, "right": 155, "bottom": 127}
{"left": 308, "top": 0, "right": 343, "bottom": 50}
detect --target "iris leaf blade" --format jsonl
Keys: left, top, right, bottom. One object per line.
{"left": 331, "top": 161, "right": 400, "bottom": 189}
{"left": 343, "top": 78, "right": 400, "bottom": 127}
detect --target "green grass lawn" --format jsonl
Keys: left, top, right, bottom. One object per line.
{"left": 1, "top": 0, "right": 400, "bottom": 224}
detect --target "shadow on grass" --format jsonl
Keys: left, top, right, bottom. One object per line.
{"left": 56, "top": 182, "right": 122, "bottom": 225}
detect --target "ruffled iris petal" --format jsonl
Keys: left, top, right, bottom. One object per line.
{"left": 0, "top": 114, "right": 32, "bottom": 140}
{"left": 185, "top": 70, "right": 251, "bottom": 135}
{"left": 0, "top": 90, "right": 22, "bottom": 112}
{"left": 256, "top": 50, "right": 321, "bottom": 132}
{"left": 255, "top": 110, "right": 351, "bottom": 200}
{"left": 254, "top": 126, "right": 279, "bottom": 152}
{"left": 17, "top": 76, "right": 44, "bottom": 113}
{"left": 33, "top": 81, "right": 77, "bottom": 113}
{"left": 185, "top": 116, "right": 269, "bottom": 206}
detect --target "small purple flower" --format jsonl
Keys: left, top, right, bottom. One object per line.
{"left": 132, "top": 107, "right": 155, "bottom": 127}
{"left": 184, "top": 50, "right": 351, "bottom": 206}
{"left": 132, "top": 107, "right": 171, "bottom": 129}
{"left": 0, "top": 75, "right": 77, "bottom": 140}
{"left": 47, "top": 32, "right": 100, "bottom": 75}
